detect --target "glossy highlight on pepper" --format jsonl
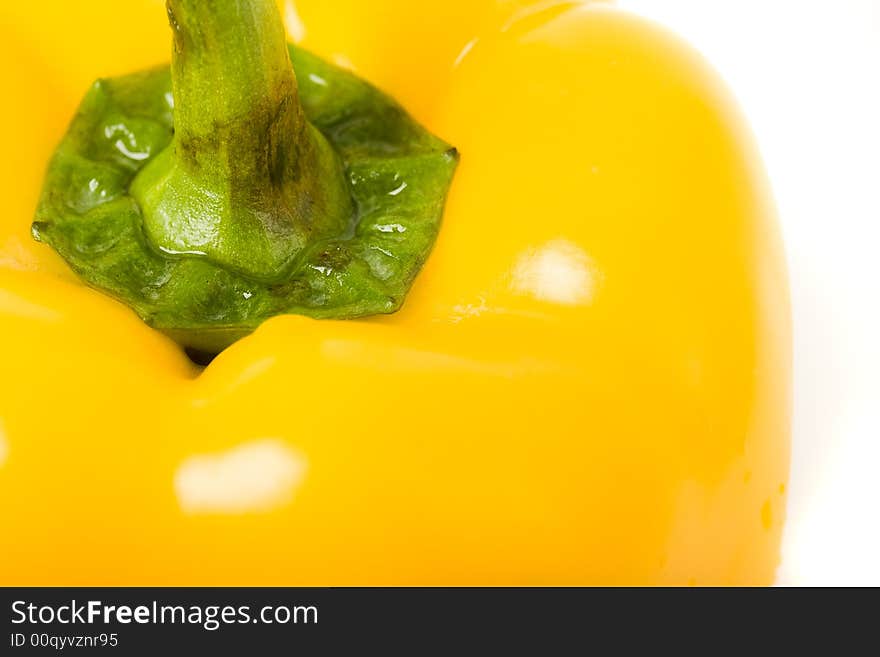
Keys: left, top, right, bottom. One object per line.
{"left": 0, "top": 0, "right": 791, "bottom": 585}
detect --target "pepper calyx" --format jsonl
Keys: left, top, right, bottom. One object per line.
{"left": 33, "top": 0, "right": 458, "bottom": 352}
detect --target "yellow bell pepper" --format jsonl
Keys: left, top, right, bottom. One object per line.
{"left": 0, "top": 0, "right": 790, "bottom": 585}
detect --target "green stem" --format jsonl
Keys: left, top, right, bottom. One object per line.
{"left": 168, "top": 0, "right": 298, "bottom": 175}
{"left": 132, "top": 0, "right": 352, "bottom": 280}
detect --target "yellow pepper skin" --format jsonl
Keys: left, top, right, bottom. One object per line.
{"left": 0, "top": 1, "right": 790, "bottom": 585}
{"left": 285, "top": 0, "right": 599, "bottom": 124}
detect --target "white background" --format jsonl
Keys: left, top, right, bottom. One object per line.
{"left": 617, "top": 0, "right": 880, "bottom": 585}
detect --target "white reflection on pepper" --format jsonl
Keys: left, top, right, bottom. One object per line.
{"left": 282, "top": 0, "right": 306, "bottom": 42}
{"left": 0, "top": 418, "right": 8, "bottom": 468}
{"left": 510, "top": 239, "right": 598, "bottom": 306}
{"left": 174, "top": 438, "right": 306, "bottom": 514}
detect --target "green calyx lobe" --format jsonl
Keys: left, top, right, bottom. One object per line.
{"left": 33, "top": 0, "right": 457, "bottom": 352}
